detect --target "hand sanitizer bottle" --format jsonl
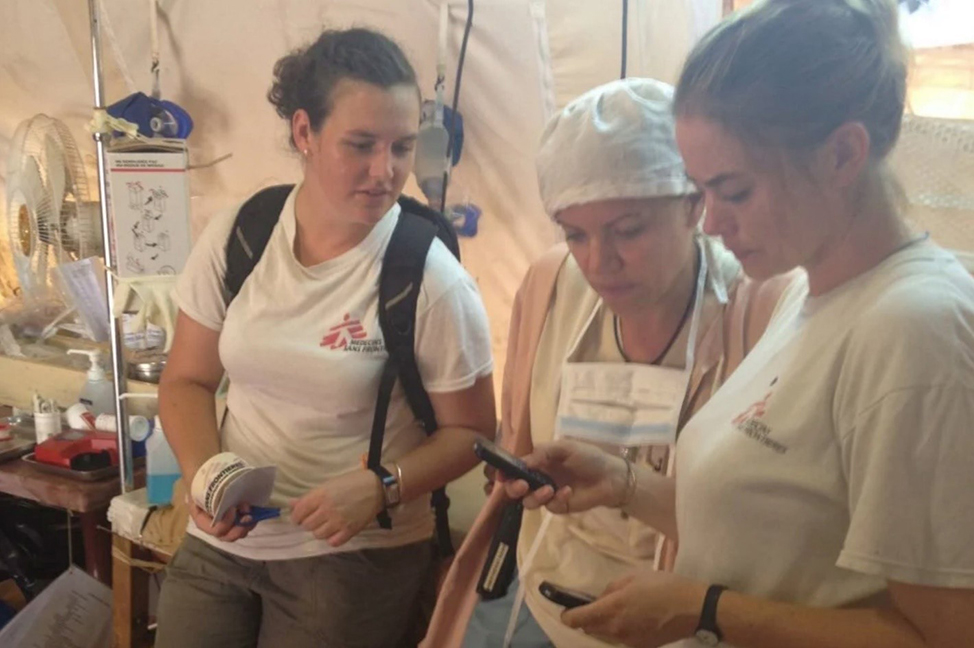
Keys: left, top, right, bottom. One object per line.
{"left": 68, "top": 349, "right": 115, "bottom": 416}
{"left": 147, "top": 416, "right": 180, "bottom": 504}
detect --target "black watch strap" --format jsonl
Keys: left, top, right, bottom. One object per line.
{"left": 370, "top": 465, "right": 399, "bottom": 529}
{"left": 695, "top": 584, "right": 728, "bottom": 644}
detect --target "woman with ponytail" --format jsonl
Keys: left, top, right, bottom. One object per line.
{"left": 500, "top": 2, "right": 974, "bottom": 646}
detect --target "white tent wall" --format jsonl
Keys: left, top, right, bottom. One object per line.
{"left": 0, "top": 0, "right": 720, "bottom": 379}
{"left": 547, "top": 0, "right": 720, "bottom": 108}
{"left": 0, "top": 0, "right": 719, "bottom": 529}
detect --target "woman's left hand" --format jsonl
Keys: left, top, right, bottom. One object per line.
{"left": 562, "top": 570, "right": 707, "bottom": 648}
{"left": 290, "top": 469, "right": 384, "bottom": 547}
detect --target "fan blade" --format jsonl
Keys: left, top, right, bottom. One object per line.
{"left": 5, "top": 120, "right": 31, "bottom": 187}
{"left": 21, "top": 156, "right": 46, "bottom": 211}
{"left": 44, "top": 134, "right": 66, "bottom": 218}
{"left": 13, "top": 251, "right": 41, "bottom": 297}
{"left": 35, "top": 242, "right": 51, "bottom": 288}
{"left": 21, "top": 155, "right": 56, "bottom": 246}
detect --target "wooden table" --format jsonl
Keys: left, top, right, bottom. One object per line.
{"left": 0, "top": 352, "right": 177, "bottom": 646}
{"left": 0, "top": 352, "right": 157, "bottom": 586}
{"left": 113, "top": 535, "right": 169, "bottom": 648}
{"left": 112, "top": 506, "right": 175, "bottom": 648}
{"left": 0, "top": 457, "right": 145, "bottom": 584}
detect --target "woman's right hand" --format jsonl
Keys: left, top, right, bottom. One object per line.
{"left": 499, "top": 440, "right": 629, "bottom": 515}
{"left": 187, "top": 497, "right": 253, "bottom": 543}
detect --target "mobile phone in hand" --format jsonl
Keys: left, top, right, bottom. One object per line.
{"left": 539, "top": 581, "right": 596, "bottom": 609}
{"left": 473, "top": 439, "right": 556, "bottom": 491}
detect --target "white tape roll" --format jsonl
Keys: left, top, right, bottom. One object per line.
{"left": 65, "top": 403, "right": 96, "bottom": 430}
{"left": 94, "top": 413, "right": 152, "bottom": 442}
{"left": 190, "top": 452, "right": 251, "bottom": 516}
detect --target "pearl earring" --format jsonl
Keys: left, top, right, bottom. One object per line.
{"left": 302, "top": 149, "right": 309, "bottom": 157}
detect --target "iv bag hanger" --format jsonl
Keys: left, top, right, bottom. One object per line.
{"left": 87, "top": 0, "right": 135, "bottom": 492}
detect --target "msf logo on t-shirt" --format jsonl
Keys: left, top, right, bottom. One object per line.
{"left": 731, "top": 377, "right": 788, "bottom": 455}
{"left": 320, "top": 314, "right": 384, "bottom": 353}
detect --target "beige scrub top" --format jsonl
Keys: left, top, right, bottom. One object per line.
{"left": 517, "top": 247, "right": 723, "bottom": 648}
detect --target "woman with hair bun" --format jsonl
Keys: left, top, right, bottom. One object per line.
{"left": 155, "top": 27, "right": 496, "bottom": 648}
{"left": 501, "top": 1, "right": 974, "bottom": 646}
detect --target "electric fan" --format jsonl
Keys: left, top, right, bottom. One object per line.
{"left": 4, "top": 114, "right": 103, "bottom": 301}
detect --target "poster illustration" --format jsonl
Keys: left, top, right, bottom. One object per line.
{"left": 106, "top": 150, "right": 191, "bottom": 278}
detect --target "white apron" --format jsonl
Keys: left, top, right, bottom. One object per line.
{"left": 503, "top": 241, "right": 708, "bottom": 647}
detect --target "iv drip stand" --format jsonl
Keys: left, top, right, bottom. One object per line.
{"left": 87, "top": 0, "right": 135, "bottom": 492}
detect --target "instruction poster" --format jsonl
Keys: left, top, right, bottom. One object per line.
{"left": 107, "top": 150, "right": 191, "bottom": 278}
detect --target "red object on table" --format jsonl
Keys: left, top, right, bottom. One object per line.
{"left": 34, "top": 429, "right": 119, "bottom": 469}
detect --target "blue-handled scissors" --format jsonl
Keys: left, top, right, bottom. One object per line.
{"left": 233, "top": 505, "right": 281, "bottom": 528}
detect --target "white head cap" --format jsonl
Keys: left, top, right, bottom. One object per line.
{"left": 536, "top": 78, "right": 696, "bottom": 217}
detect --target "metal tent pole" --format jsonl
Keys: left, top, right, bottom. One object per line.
{"left": 88, "top": 0, "right": 134, "bottom": 492}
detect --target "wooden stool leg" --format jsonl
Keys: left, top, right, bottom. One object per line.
{"left": 80, "top": 508, "right": 112, "bottom": 585}
{"left": 112, "top": 535, "right": 152, "bottom": 648}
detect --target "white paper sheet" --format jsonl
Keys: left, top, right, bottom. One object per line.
{"left": 0, "top": 567, "right": 112, "bottom": 648}
{"left": 52, "top": 257, "right": 110, "bottom": 342}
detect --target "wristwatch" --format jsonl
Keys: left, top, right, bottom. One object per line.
{"left": 694, "top": 584, "right": 727, "bottom": 646}
{"left": 372, "top": 465, "right": 401, "bottom": 509}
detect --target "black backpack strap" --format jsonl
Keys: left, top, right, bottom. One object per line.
{"left": 368, "top": 211, "right": 455, "bottom": 556}
{"left": 224, "top": 187, "right": 456, "bottom": 555}
{"left": 399, "top": 195, "right": 460, "bottom": 261}
{"left": 223, "top": 184, "right": 295, "bottom": 304}
{"left": 220, "top": 185, "right": 293, "bottom": 429}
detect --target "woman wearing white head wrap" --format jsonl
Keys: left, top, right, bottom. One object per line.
{"left": 536, "top": 79, "right": 706, "bottom": 373}
{"left": 421, "top": 79, "right": 796, "bottom": 648}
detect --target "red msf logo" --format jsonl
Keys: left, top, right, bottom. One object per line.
{"left": 733, "top": 389, "right": 776, "bottom": 425}
{"left": 320, "top": 314, "right": 367, "bottom": 350}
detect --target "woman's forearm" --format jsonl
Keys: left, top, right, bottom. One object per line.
{"left": 717, "top": 590, "right": 924, "bottom": 648}
{"left": 395, "top": 425, "right": 493, "bottom": 503}
{"left": 621, "top": 463, "right": 678, "bottom": 541}
{"left": 158, "top": 378, "right": 221, "bottom": 485}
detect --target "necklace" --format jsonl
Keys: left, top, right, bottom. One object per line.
{"left": 614, "top": 249, "right": 701, "bottom": 365}
{"left": 885, "top": 232, "right": 930, "bottom": 261}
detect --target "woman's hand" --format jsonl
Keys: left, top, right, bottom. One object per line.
{"left": 290, "top": 469, "right": 384, "bottom": 547}
{"left": 483, "top": 463, "right": 497, "bottom": 496}
{"left": 562, "top": 570, "right": 705, "bottom": 648}
{"left": 499, "top": 440, "right": 629, "bottom": 515}
{"left": 187, "top": 498, "right": 253, "bottom": 543}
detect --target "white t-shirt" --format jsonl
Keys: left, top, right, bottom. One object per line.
{"left": 174, "top": 186, "right": 493, "bottom": 560}
{"left": 670, "top": 242, "right": 974, "bottom": 647}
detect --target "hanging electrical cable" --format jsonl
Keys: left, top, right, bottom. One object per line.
{"left": 440, "top": 0, "right": 475, "bottom": 214}
{"left": 621, "top": 0, "right": 629, "bottom": 79}
{"left": 149, "top": 0, "right": 161, "bottom": 99}
{"left": 102, "top": 0, "right": 194, "bottom": 139}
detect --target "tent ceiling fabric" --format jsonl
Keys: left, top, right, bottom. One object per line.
{"left": 0, "top": 0, "right": 720, "bottom": 386}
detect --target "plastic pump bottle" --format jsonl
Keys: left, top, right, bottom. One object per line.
{"left": 68, "top": 349, "right": 115, "bottom": 416}
{"left": 147, "top": 415, "right": 180, "bottom": 505}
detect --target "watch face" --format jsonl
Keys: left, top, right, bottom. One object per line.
{"left": 695, "top": 629, "right": 720, "bottom": 647}
{"left": 381, "top": 472, "right": 401, "bottom": 507}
